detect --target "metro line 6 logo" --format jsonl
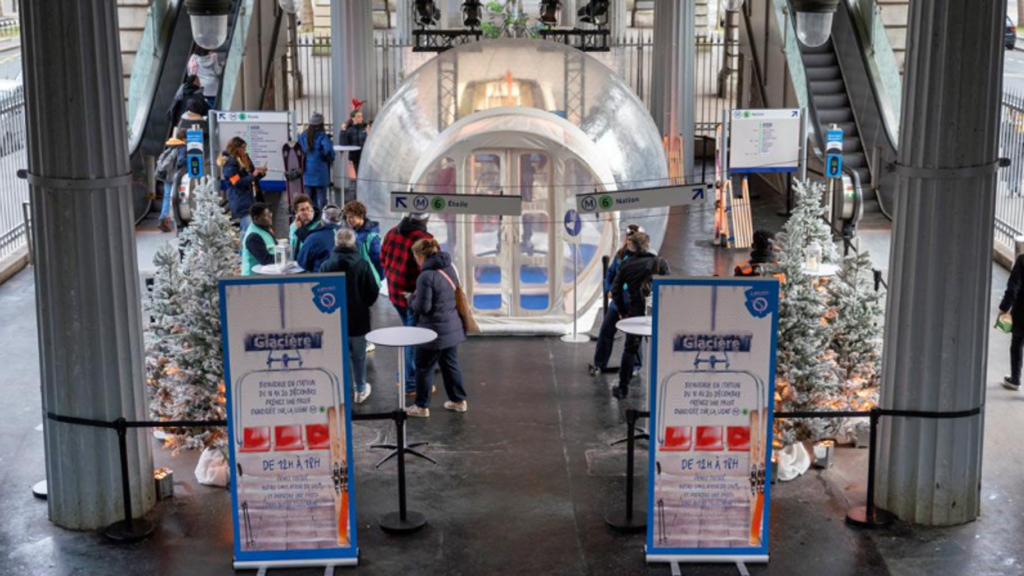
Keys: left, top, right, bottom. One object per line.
{"left": 431, "top": 197, "right": 446, "bottom": 211}
{"left": 599, "top": 195, "right": 614, "bottom": 210}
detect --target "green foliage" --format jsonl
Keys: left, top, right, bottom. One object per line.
{"left": 827, "top": 251, "right": 883, "bottom": 402}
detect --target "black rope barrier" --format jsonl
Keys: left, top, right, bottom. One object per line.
{"left": 44, "top": 408, "right": 425, "bottom": 542}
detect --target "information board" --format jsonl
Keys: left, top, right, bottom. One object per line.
{"left": 215, "top": 111, "right": 292, "bottom": 192}
{"left": 220, "top": 275, "right": 358, "bottom": 569}
{"left": 648, "top": 278, "right": 779, "bottom": 565}
{"left": 728, "top": 109, "right": 802, "bottom": 173}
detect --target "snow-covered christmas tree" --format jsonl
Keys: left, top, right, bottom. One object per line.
{"left": 145, "top": 243, "right": 185, "bottom": 423}
{"left": 827, "top": 251, "right": 883, "bottom": 410}
{"left": 772, "top": 179, "right": 842, "bottom": 444}
{"left": 151, "top": 177, "right": 239, "bottom": 450}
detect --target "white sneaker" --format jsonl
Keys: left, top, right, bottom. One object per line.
{"left": 406, "top": 405, "right": 430, "bottom": 418}
{"left": 444, "top": 400, "right": 468, "bottom": 413}
{"left": 366, "top": 342, "right": 376, "bottom": 354}
{"left": 354, "top": 384, "right": 372, "bottom": 404}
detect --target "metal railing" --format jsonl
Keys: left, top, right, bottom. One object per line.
{"left": 0, "top": 85, "right": 27, "bottom": 261}
{"left": 996, "top": 90, "right": 1024, "bottom": 252}
{"left": 284, "top": 31, "right": 738, "bottom": 141}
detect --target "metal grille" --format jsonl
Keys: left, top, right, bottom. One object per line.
{"left": 284, "top": 32, "right": 737, "bottom": 141}
{"left": 0, "top": 85, "right": 27, "bottom": 261}
{"left": 996, "top": 91, "right": 1024, "bottom": 252}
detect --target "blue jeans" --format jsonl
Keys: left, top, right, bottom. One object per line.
{"left": 393, "top": 305, "right": 417, "bottom": 392}
{"left": 307, "top": 186, "right": 328, "bottom": 210}
{"left": 593, "top": 300, "right": 642, "bottom": 370}
{"left": 349, "top": 334, "right": 367, "bottom": 393}
{"left": 160, "top": 181, "right": 174, "bottom": 220}
{"left": 239, "top": 215, "right": 252, "bottom": 236}
{"left": 414, "top": 345, "right": 467, "bottom": 409}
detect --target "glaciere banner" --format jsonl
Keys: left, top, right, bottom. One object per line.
{"left": 647, "top": 278, "right": 779, "bottom": 564}
{"left": 219, "top": 275, "right": 358, "bottom": 569}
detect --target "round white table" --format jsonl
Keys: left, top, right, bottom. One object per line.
{"left": 616, "top": 316, "right": 653, "bottom": 439}
{"left": 333, "top": 145, "right": 362, "bottom": 205}
{"left": 801, "top": 263, "right": 839, "bottom": 278}
{"left": 366, "top": 326, "right": 438, "bottom": 466}
{"left": 253, "top": 262, "right": 304, "bottom": 275}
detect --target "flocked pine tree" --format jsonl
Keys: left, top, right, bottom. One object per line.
{"left": 826, "top": 251, "right": 883, "bottom": 409}
{"left": 772, "top": 179, "right": 842, "bottom": 443}
{"left": 145, "top": 243, "right": 185, "bottom": 424}
{"left": 160, "top": 177, "right": 240, "bottom": 449}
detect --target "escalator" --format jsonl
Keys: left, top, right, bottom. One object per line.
{"left": 796, "top": 0, "right": 899, "bottom": 226}
{"left": 126, "top": 0, "right": 244, "bottom": 223}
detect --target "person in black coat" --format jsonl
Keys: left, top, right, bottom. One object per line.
{"left": 339, "top": 108, "right": 370, "bottom": 172}
{"left": 320, "top": 228, "right": 379, "bottom": 403}
{"left": 406, "top": 238, "right": 468, "bottom": 417}
{"left": 999, "top": 254, "right": 1024, "bottom": 390}
{"left": 611, "top": 232, "right": 670, "bottom": 400}
{"left": 167, "top": 75, "right": 209, "bottom": 127}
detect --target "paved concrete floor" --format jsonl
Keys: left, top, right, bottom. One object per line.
{"left": 1, "top": 191, "right": 1022, "bottom": 576}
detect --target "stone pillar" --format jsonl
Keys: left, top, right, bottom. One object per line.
{"left": 22, "top": 0, "right": 154, "bottom": 529}
{"left": 649, "top": 0, "right": 695, "bottom": 179}
{"left": 608, "top": 0, "right": 628, "bottom": 38}
{"left": 395, "top": 0, "right": 413, "bottom": 41}
{"left": 443, "top": 0, "right": 464, "bottom": 29}
{"left": 331, "top": 0, "right": 379, "bottom": 126}
{"left": 561, "top": 0, "right": 577, "bottom": 27}
{"left": 877, "top": 0, "right": 1004, "bottom": 525}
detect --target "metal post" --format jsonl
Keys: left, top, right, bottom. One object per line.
{"left": 562, "top": 242, "right": 589, "bottom": 343}
{"left": 602, "top": 255, "right": 610, "bottom": 313}
{"left": 104, "top": 418, "right": 155, "bottom": 541}
{"left": 846, "top": 407, "right": 893, "bottom": 527}
{"left": 378, "top": 411, "right": 427, "bottom": 534}
{"left": 605, "top": 409, "right": 647, "bottom": 532}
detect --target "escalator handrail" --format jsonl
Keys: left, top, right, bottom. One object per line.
{"left": 127, "top": 0, "right": 185, "bottom": 156}
{"left": 838, "top": 0, "right": 899, "bottom": 153}
{"left": 259, "top": 6, "right": 286, "bottom": 110}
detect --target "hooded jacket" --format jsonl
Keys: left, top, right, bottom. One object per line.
{"left": 298, "top": 129, "right": 335, "bottom": 187}
{"left": 381, "top": 217, "right": 433, "bottom": 307}
{"left": 409, "top": 251, "right": 465, "bottom": 351}
{"left": 319, "top": 246, "right": 380, "bottom": 337}
{"left": 297, "top": 222, "right": 340, "bottom": 273}
{"left": 612, "top": 250, "right": 671, "bottom": 318}
{"left": 354, "top": 217, "right": 384, "bottom": 280}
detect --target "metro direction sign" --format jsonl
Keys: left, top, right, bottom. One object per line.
{"left": 576, "top": 183, "right": 714, "bottom": 215}
{"left": 390, "top": 192, "right": 523, "bottom": 216}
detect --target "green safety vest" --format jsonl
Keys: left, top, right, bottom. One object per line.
{"left": 359, "top": 230, "right": 382, "bottom": 287}
{"left": 289, "top": 220, "right": 321, "bottom": 260}
{"left": 241, "top": 225, "right": 277, "bottom": 276}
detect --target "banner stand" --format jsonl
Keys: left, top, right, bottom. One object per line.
{"left": 561, "top": 242, "right": 590, "bottom": 344}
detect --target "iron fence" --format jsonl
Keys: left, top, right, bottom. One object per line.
{"left": 997, "top": 91, "right": 1024, "bottom": 252}
{"left": 285, "top": 31, "right": 738, "bottom": 142}
{"left": 0, "top": 84, "right": 27, "bottom": 261}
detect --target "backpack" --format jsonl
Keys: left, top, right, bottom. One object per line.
{"left": 641, "top": 256, "right": 666, "bottom": 297}
{"left": 156, "top": 146, "right": 179, "bottom": 181}
{"left": 358, "top": 230, "right": 382, "bottom": 287}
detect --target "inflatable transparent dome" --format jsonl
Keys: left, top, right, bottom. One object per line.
{"left": 359, "top": 39, "right": 669, "bottom": 334}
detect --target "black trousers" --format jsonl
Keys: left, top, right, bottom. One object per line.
{"left": 1012, "top": 332, "right": 1024, "bottom": 384}
{"left": 414, "top": 345, "right": 467, "bottom": 408}
{"left": 618, "top": 334, "right": 644, "bottom": 390}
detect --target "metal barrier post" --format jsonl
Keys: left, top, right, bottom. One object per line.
{"left": 846, "top": 407, "right": 894, "bottom": 527}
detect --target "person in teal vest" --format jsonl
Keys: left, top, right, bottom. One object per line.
{"left": 289, "top": 193, "right": 321, "bottom": 260}
{"left": 241, "top": 202, "right": 276, "bottom": 276}
{"left": 342, "top": 200, "right": 384, "bottom": 284}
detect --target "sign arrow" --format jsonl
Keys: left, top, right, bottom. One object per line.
{"left": 395, "top": 196, "right": 407, "bottom": 209}
{"left": 692, "top": 188, "right": 705, "bottom": 201}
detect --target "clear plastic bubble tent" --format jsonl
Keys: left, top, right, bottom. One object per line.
{"left": 359, "top": 39, "right": 669, "bottom": 334}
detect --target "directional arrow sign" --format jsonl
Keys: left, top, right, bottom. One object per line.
{"left": 575, "top": 183, "right": 714, "bottom": 215}
{"left": 391, "top": 192, "right": 522, "bottom": 216}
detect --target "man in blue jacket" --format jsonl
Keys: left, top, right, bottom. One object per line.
{"left": 297, "top": 204, "right": 343, "bottom": 273}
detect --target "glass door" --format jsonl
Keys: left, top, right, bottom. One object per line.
{"left": 465, "top": 151, "right": 509, "bottom": 315}
{"left": 515, "top": 151, "right": 555, "bottom": 316}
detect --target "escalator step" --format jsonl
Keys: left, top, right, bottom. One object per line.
{"left": 854, "top": 167, "right": 872, "bottom": 186}
{"left": 818, "top": 108, "right": 854, "bottom": 123}
{"left": 842, "top": 137, "right": 863, "bottom": 154}
{"left": 806, "top": 66, "right": 841, "bottom": 81}
{"left": 844, "top": 154, "right": 867, "bottom": 169}
{"left": 813, "top": 93, "right": 850, "bottom": 109}
{"left": 810, "top": 80, "right": 845, "bottom": 94}
{"left": 803, "top": 52, "right": 838, "bottom": 67}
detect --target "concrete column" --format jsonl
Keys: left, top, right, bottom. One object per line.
{"left": 443, "top": 0, "right": 464, "bottom": 29}
{"left": 608, "top": 0, "right": 628, "bottom": 37}
{"left": 877, "top": 0, "right": 1004, "bottom": 525}
{"left": 22, "top": 0, "right": 154, "bottom": 529}
{"left": 649, "top": 0, "right": 695, "bottom": 179}
{"left": 332, "top": 0, "right": 379, "bottom": 125}
{"left": 395, "top": 0, "right": 414, "bottom": 41}
{"left": 561, "top": 0, "right": 577, "bottom": 27}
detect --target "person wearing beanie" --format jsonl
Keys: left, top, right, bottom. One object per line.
{"left": 155, "top": 132, "right": 187, "bottom": 232}
{"left": 734, "top": 230, "right": 777, "bottom": 277}
{"left": 297, "top": 204, "right": 344, "bottom": 273}
{"left": 381, "top": 212, "right": 434, "bottom": 394}
{"left": 299, "top": 112, "right": 335, "bottom": 210}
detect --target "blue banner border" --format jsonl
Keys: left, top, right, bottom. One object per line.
{"left": 219, "top": 273, "right": 359, "bottom": 565}
{"left": 646, "top": 277, "right": 780, "bottom": 560}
